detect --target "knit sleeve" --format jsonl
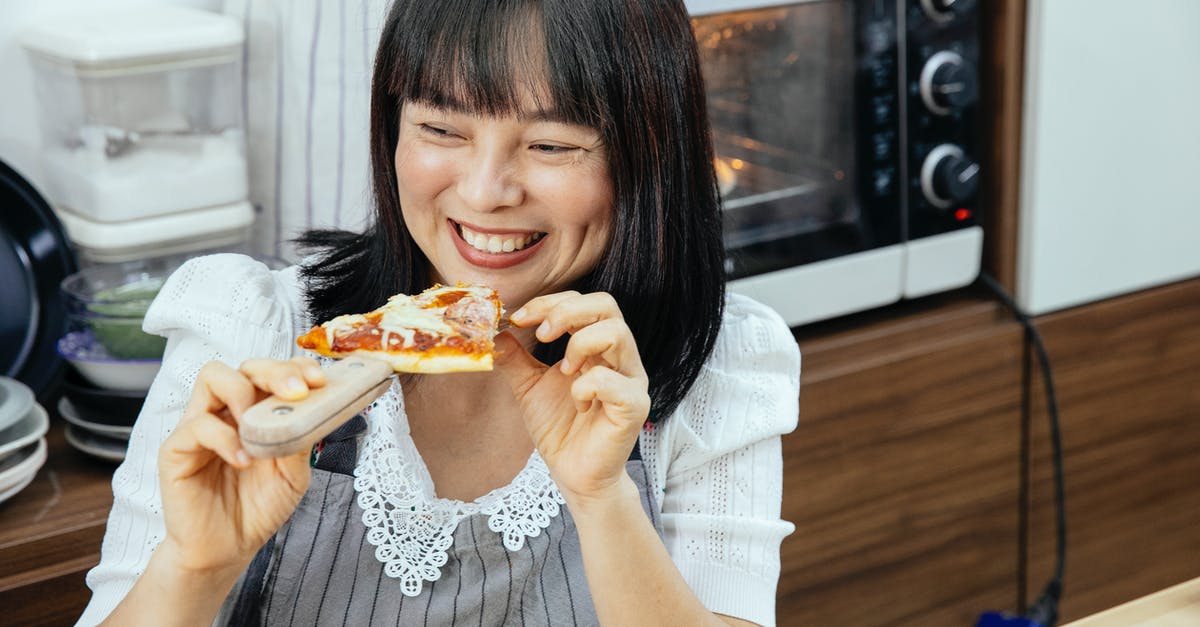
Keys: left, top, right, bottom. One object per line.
{"left": 638, "top": 293, "right": 800, "bottom": 627}
{"left": 76, "top": 254, "right": 303, "bottom": 627}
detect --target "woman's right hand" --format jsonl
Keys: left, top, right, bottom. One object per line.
{"left": 155, "top": 357, "right": 326, "bottom": 574}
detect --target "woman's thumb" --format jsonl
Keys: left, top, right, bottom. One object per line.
{"left": 493, "top": 331, "right": 545, "bottom": 397}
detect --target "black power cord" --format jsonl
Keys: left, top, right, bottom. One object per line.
{"left": 975, "top": 272, "right": 1066, "bottom": 627}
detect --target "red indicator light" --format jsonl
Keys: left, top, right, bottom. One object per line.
{"left": 954, "top": 208, "right": 972, "bottom": 221}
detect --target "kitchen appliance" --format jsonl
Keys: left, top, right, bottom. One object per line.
{"left": 687, "top": 0, "right": 983, "bottom": 326}
{"left": 1018, "top": 0, "right": 1200, "bottom": 315}
{"left": 20, "top": 5, "right": 253, "bottom": 263}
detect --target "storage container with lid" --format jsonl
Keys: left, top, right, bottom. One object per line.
{"left": 56, "top": 199, "right": 254, "bottom": 264}
{"left": 21, "top": 5, "right": 248, "bottom": 223}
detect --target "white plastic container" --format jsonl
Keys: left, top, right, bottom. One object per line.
{"left": 22, "top": 6, "right": 248, "bottom": 222}
{"left": 56, "top": 200, "right": 255, "bottom": 264}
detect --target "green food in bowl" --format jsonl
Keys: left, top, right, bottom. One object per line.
{"left": 83, "top": 279, "right": 167, "bottom": 359}
{"left": 86, "top": 280, "right": 162, "bottom": 317}
{"left": 88, "top": 316, "right": 167, "bottom": 360}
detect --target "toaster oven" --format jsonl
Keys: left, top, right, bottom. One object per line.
{"left": 688, "top": 0, "right": 983, "bottom": 326}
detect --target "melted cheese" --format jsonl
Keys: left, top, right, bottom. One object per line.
{"left": 324, "top": 313, "right": 367, "bottom": 346}
{"left": 379, "top": 295, "right": 454, "bottom": 335}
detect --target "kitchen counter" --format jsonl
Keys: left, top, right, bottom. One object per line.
{"left": 1063, "top": 577, "right": 1200, "bottom": 627}
{"left": 0, "top": 417, "right": 115, "bottom": 624}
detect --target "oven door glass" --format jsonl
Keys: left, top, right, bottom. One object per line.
{"left": 694, "top": 1, "right": 898, "bottom": 279}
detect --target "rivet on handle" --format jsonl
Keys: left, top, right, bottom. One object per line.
{"left": 273, "top": 406, "right": 294, "bottom": 415}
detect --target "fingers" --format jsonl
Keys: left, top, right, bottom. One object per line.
{"left": 510, "top": 291, "right": 614, "bottom": 342}
{"left": 187, "top": 361, "right": 260, "bottom": 420}
{"left": 162, "top": 411, "right": 251, "bottom": 474}
{"left": 493, "top": 331, "right": 548, "bottom": 399}
{"left": 509, "top": 292, "right": 642, "bottom": 376}
{"left": 166, "top": 357, "right": 328, "bottom": 481}
{"left": 239, "top": 357, "right": 326, "bottom": 401}
{"left": 560, "top": 319, "right": 644, "bottom": 378}
{"left": 570, "top": 365, "right": 650, "bottom": 422}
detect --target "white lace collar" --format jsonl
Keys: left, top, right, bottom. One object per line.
{"left": 351, "top": 380, "right": 566, "bottom": 597}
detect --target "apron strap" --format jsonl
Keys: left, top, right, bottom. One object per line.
{"left": 313, "top": 414, "right": 367, "bottom": 475}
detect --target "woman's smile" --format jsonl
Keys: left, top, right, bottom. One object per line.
{"left": 449, "top": 219, "right": 547, "bottom": 269}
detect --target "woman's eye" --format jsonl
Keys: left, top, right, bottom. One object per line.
{"left": 531, "top": 143, "right": 575, "bottom": 155}
{"left": 420, "top": 124, "right": 455, "bottom": 138}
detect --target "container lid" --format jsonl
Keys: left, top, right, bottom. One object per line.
{"left": 55, "top": 200, "right": 254, "bottom": 263}
{"left": 20, "top": 5, "right": 242, "bottom": 66}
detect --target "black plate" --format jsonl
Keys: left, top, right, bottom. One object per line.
{"left": 60, "top": 368, "right": 146, "bottom": 427}
{"left": 0, "top": 159, "right": 77, "bottom": 400}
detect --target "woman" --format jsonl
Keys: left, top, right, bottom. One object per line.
{"left": 79, "top": 1, "right": 799, "bottom": 625}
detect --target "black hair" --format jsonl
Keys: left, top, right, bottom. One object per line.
{"left": 298, "top": 0, "right": 725, "bottom": 422}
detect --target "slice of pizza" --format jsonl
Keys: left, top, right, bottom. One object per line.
{"left": 296, "top": 284, "right": 504, "bottom": 373}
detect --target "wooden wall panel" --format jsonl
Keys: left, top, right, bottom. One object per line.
{"left": 779, "top": 299, "right": 1024, "bottom": 626}
{"left": 1025, "top": 279, "right": 1200, "bottom": 621}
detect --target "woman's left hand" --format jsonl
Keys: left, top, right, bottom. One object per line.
{"left": 495, "top": 291, "right": 650, "bottom": 505}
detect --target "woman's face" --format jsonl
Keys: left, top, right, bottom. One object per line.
{"left": 395, "top": 100, "right": 614, "bottom": 310}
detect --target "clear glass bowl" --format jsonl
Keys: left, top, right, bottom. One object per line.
{"left": 59, "top": 257, "right": 183, "bottom": 360}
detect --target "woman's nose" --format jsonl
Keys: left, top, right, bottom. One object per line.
{"left": 456, "top": 146, "right": 524, "bottom": 212}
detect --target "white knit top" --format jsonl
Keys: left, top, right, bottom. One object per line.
{"left": 77, "top": 254, "right": 800, "bottom": 627}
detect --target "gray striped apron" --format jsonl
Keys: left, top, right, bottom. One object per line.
{"left": 223, "top": 415, "right": 663, "bottom": 626}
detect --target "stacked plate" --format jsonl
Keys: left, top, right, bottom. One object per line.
{"left": 0, "top": 377, "right": 51, "bottom": 504}
{"left": 59, "top": 369, "right": 144, "bottom": 463}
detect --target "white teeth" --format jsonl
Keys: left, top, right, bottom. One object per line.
{"left": 459, "top": 225, "right": 541, "bottom": 254}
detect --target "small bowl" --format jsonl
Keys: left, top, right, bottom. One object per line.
{"left": 60, "top": 368, "right": 146, "bottom": 428}
{"left": 60, "top": 258, "right": 178, "bottom": 310}
{"left": 60, "top": 258, "right": 181, "bottom": 360}
{"left": 56, "top": 330, "right": 161, "bottom": 391}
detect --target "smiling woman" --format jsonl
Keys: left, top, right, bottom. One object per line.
{"left": 78, "top": 2, "right": 799, "bottom": 627}
{"left": 301, "top": 0, "right": 727, "bottom": 418}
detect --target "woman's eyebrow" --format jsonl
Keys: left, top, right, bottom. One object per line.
{"left": 515, "top": 107, "right": 571, "bottom": 124}
{"left": 424, "top": 96, "right": 570, "bottom": 123}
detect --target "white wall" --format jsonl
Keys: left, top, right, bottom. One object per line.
{"left": 0, "top": 0, "right": 221, "bottom": 192}
{"left": 1018, "top": 0, "right": 1200, "bottom": 314}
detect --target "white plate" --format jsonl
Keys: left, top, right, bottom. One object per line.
{"left": 0, "top": 376, "right": 35, "bottom": 433}
{"left": 64, "top": 424, "right": 127, "bottom": 463}
{"left": 0, "top": 465, "right": 39, "bottom": 505}
{"left": 57, "top": 397, "right": 132, "bottom": 439}
{"left": 0, "top": 401, "right": 50, "bottom": 460}
{"left": 0, "top": 438, "right": 47, "bottom": 494}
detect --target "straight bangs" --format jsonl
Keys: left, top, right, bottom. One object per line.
{"left": 383, "top": 0, "right": 605, "bottom": 130}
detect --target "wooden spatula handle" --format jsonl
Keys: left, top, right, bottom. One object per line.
{"left": 239, "top": 356, "right": 394, "bottom": 458}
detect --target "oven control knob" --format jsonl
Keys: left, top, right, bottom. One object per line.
{"left": 920, "top": 51, "right": 978, "bottom": 115}
{"left": 921, "top": 0, "right": 977, "bottom": 24}
{"left": 921, "top": 144, "right": 979, "bottom": 209}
